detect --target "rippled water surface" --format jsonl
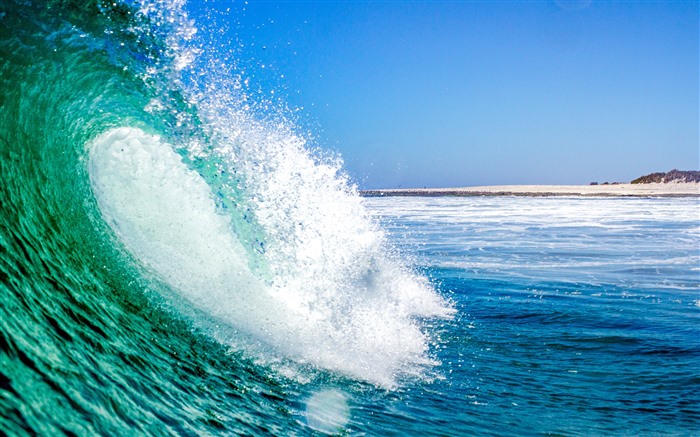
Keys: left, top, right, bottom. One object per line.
{"left": 1, "top": 0, "right": 698, "bottom": 434}
{"left": 365, "top": 196, "right": 699, "bottom": 435}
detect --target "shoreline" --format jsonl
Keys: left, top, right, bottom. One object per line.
{"left": 360, "top": 183, "right": 700, "bottom": 198}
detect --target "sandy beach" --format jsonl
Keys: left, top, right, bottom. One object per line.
{"left": 362, "top": 183, "right": 700, "bottom": 197}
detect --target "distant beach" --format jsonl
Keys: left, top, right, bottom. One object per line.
{"left": 361, "top": 183, "right": 700, "bottom": 197}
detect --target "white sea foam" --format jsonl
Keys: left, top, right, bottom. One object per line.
{"left": 89, "top": 127, "right": 452, "bottom": 387}
{"left": 85, "top": 0, "right": 453, "bottom": 388}
{"left": 88, "top": 127, "right": 286, "bottom": 336}
{"left": 366, "top": 196, "right": 700, "bottom": 292}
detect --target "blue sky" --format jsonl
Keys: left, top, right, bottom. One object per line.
{"left": 188, "top": 1, "right": 698, "bottom": 189}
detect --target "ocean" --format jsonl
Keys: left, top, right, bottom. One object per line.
{"left": 367, "top": 195, "right": 700, "bottom": 435}
{"left": 1, "top": 1, "right": 698, "bottom": 435}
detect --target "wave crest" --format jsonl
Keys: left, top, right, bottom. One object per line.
{"left": 89, "top": 124, "right": 452, "bottom": 387}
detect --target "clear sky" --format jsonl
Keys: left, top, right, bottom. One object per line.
{"left": 188, "top": 1, "right": 699, "bottom": 189}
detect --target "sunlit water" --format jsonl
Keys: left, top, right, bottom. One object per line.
{"left": 366, "top": 195, "right": 699, "bottom": 435}
{"left": 1, "top": 0, "right": 698, "bottom": 434}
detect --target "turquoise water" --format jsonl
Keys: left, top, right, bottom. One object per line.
{"left": 1, "top": 1, "right": 699, "bottom": 435}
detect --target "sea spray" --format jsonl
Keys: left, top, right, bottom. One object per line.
{"left": 86, "top": 1, "right": 454, "bottom": 387}
{"left": 3, "top": 1, "right": 699, "bottom": 435}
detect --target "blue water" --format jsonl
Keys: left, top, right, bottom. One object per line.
{"left": 1, "top": 0, "right": 699, "bottom": 434}
{"left": 365, "top": 195, "right": 700, "bottom": 435}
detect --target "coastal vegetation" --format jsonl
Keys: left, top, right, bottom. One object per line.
{"left": 631, "top": 170, "right": 700, "bottom": 184}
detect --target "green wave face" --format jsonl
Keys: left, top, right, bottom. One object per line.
{"left": 0, "top": 0, "right": 452, "bottom": 434}
{"left": 0, "top": 2, "right": 292, "bottom": 434}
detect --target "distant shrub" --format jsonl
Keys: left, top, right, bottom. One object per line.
{"left": 631, "top": 170, "right": 700, "bottom": 184}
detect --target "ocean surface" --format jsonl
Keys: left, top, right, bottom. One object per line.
{"left": 1, "top": 1, "right": 699, "bottom": 435}
{"left": 367, "top": 196, "right": 700, "bottom": 436}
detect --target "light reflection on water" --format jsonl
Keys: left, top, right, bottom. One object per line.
{"left": 359, "top": 196, "right": 699, "bottom": 435}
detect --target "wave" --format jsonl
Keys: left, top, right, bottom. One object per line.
{"left": 0, "top": 0, "right": 452, "bottom": 400}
